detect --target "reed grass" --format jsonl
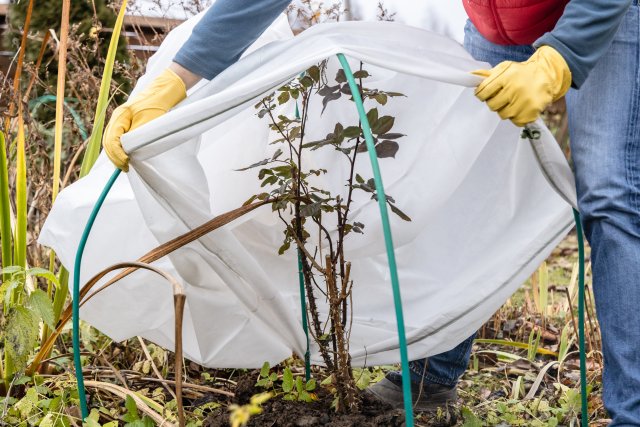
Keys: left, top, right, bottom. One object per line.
{"left": 80, "top": 0, "right": 129, "bottom": 177}
{"left": 0, "top": 132, "right": 11, "bottom": 277}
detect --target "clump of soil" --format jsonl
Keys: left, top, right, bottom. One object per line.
{"left": 203, "top": 371, "right": 458, "bottom": 427}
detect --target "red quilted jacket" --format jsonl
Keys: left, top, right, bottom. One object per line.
{"left": 463, "top": 0, "right": 570, "bottom": 45}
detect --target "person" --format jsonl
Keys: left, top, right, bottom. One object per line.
{"left": 369, "top": 2, "right": 640, "bottom": 425}
{"left": 102, "top": 0, "right": 639, "bottom": 424}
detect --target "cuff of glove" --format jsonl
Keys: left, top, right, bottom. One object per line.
{"left": 132, "top": 68, "right": 188, "bottom": 111}
{"left": 536, "top": 45, "right": 572, "bottom": 101}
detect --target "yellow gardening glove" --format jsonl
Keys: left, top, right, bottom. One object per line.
{"left": 102, "top": 68, "right": 187, "bottom": 172}
{"left": 473, "top": 45, "right": 571, "bottom": 127}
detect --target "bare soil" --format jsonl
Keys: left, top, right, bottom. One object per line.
{"left": 203, "top": 371, "right": 457, "bottom": 427}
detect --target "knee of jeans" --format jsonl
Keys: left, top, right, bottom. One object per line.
{"left": 577, "top": 192, "right": 640, "bottom": 243}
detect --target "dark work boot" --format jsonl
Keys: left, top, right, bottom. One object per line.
{"left": 366, "top": 371, "right": 457, "bottom": 412}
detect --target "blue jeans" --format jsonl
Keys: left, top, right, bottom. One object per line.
{"left": 404, "top": 20, "right": 535, "bottom": 392}
{"left": 433, "top": 9, "right": 640, "bottom": 425}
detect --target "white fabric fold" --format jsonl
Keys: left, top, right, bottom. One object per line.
{"left": 40, "top": 16, "right": 576, "bottom": 368}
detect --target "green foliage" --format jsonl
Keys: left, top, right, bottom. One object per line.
{"left": 0, "top": 132, "right": 11, "bottom": 277}
{"left": 527, "top": 328, "right": 542, "bottom": 362}
{"left": 244, "top": 62, "right": 410, "bottom": 258}
{"left": 1, "top": 266, "right": 58, "bottom": 377}
{"left": 122, "top": 395, "right": 155, "bottom": 426}
{"left": 557, "top": 323, "right": 572, "bottom": 363}
{"left": 85, "top": 408, "right": 119, "bottom": 427}
{"left": 255, "top": 361, "right": 279, "bottom": 389}
{"left": 352, "top": 366, "right": 387, "bottom": 390}
{"left": 460, "top": 406, "right": 482, "bottom": 427}
{"left": 1, "top": 375, "right": 79, "bottom": 426}
{"left": 5, "top": 306, "right": 39, "bottom": 374}
{"left": 255, "top": 362, "right": 317, "bottom": 403}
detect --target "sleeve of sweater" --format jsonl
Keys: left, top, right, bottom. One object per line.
{"left": 174, "top": 0, "right": 292, "bottom": 80}
{"left": 534, "top": 0, "right": 633, "bottom": 88}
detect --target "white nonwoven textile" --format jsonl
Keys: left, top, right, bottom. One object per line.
{"left": 40, "top": 16, "right": 576, "bottom": 368}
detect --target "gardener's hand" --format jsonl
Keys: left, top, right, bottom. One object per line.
{"left": 472, "top": 45, "right": 572, "bottom": 127}
{"left": 102, "top": 68, "right": 187, "bottom": 172}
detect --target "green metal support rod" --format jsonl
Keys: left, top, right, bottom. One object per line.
{"left": 573, "top": 209, "right": 588, "bottom": 427}
{"left": 337, "top": 53, "right": 414, "bottom": 427}
{"left": 73, "top": 168, "right": 121, "bottom": 420}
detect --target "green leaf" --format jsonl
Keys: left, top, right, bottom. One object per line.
{"left": 1, "top": 266, "right": 23, "bottom": 276}
{"left": 27, "top": 288, "right": 55, "bottom": 329}
{"left": 1, "top": 279, "right": 19, "bottom": 307}
{"left": 277, "top": 91, "right": 290, "bottom": 105}
{"left": 375, "top": 140, "right": 399, "bottom": 159}
{"left": 343, "top": 126, "right": 361, "bottom": 139}
{"left": 14, "top": 387, "right": 39, "bottom": 419}
{"left": 308, "top": 65, "right": 320, "bottom": 82}
{"left": 39, "top": 413, "right": 61, "bottom": 427}
{"left": 5, "top": 307, "right": 40, "bottom": 374}
{"left": 378, "top": 133, "right": 405, "bottom": 140}
{"left": 295, "top": 377, "right": 304, "bottom": 393}
{"left": 366, "top": 108, "right": 379, "bottom": 127}
{"left": 282, "top": 368, "right": 294, "bottom": 393}
{"left": 460, "top": 406, "right": 482, "bottom": 427}
{"left": 123, "top": 395, "right": 140, "bottom": 422}
{"left": 14, "top": 107, "right": 27, "bottom": 270}
{"left": 320, "top": 375, "right": 333, "bottom": 386}
{"left": 300, "top": 203, "right": 321, "bottom": 218}
{"left": 374, "top": 93, "right": 388, "bottom": 105}
{"left": 299, "top": 390, "right": 312, "bottom": 402}
{"left": 372, "top": 116, "right": 395, "bottom": 135}
{"left": 305, "top": 379, "right": 317, "bottom": 391}
{"left": 388, "top": 203, "right": 412, "bottom": 222}
{"left": 86, "top": 408, "right": 102, "bottom": 423}
{"left": 261, "top": 176, "right": 278, "bottom": 187}
{"left": 0, "top": 132, "right": 13, "bottom": 278}
{"left": 289, "top": 126, "right": 301, "bottom": 140}
{"left": 258, "top": 169, "right": 271, "bottom": 180}
{"left": 14, "top": 375, "right": 31, "bottom": 385}
{"left": 353, "top": 70, "right": 370, "bottom": 79}
{"left": 278, "top": 241, "right": 291, "bottom": 255}
{"left": 260, "top": 361, "right": 270, "bottom": 378}
{"left": 242, "top": 194, "right": 258, "bottom": 207}
{"left": 125, "top": 419, "right": 155, "bottom": 427}
{"left": 299, "top": 76, "right": 314, "bottom": 88}
{"left": 355, "top": 369, "right": 372, "bottom": 390}
{"left": 236, "top": 158, "right": 271, "bottom": 171}
{"left": 26, "top": 267, "right": 60, "bottom": 288}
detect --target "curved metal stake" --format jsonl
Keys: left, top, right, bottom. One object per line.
{"left": 73, "top": 168, "right": 121, "bottom": 420}
{"left": 573, "top": 209, "right": 588, "bottom": 427}
{"left": 337, "top": 53, "right": 414, "bottom": 427}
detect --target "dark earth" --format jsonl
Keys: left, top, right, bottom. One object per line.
{"left": 203, "top": 371, "right": 458, "bottom": 427}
